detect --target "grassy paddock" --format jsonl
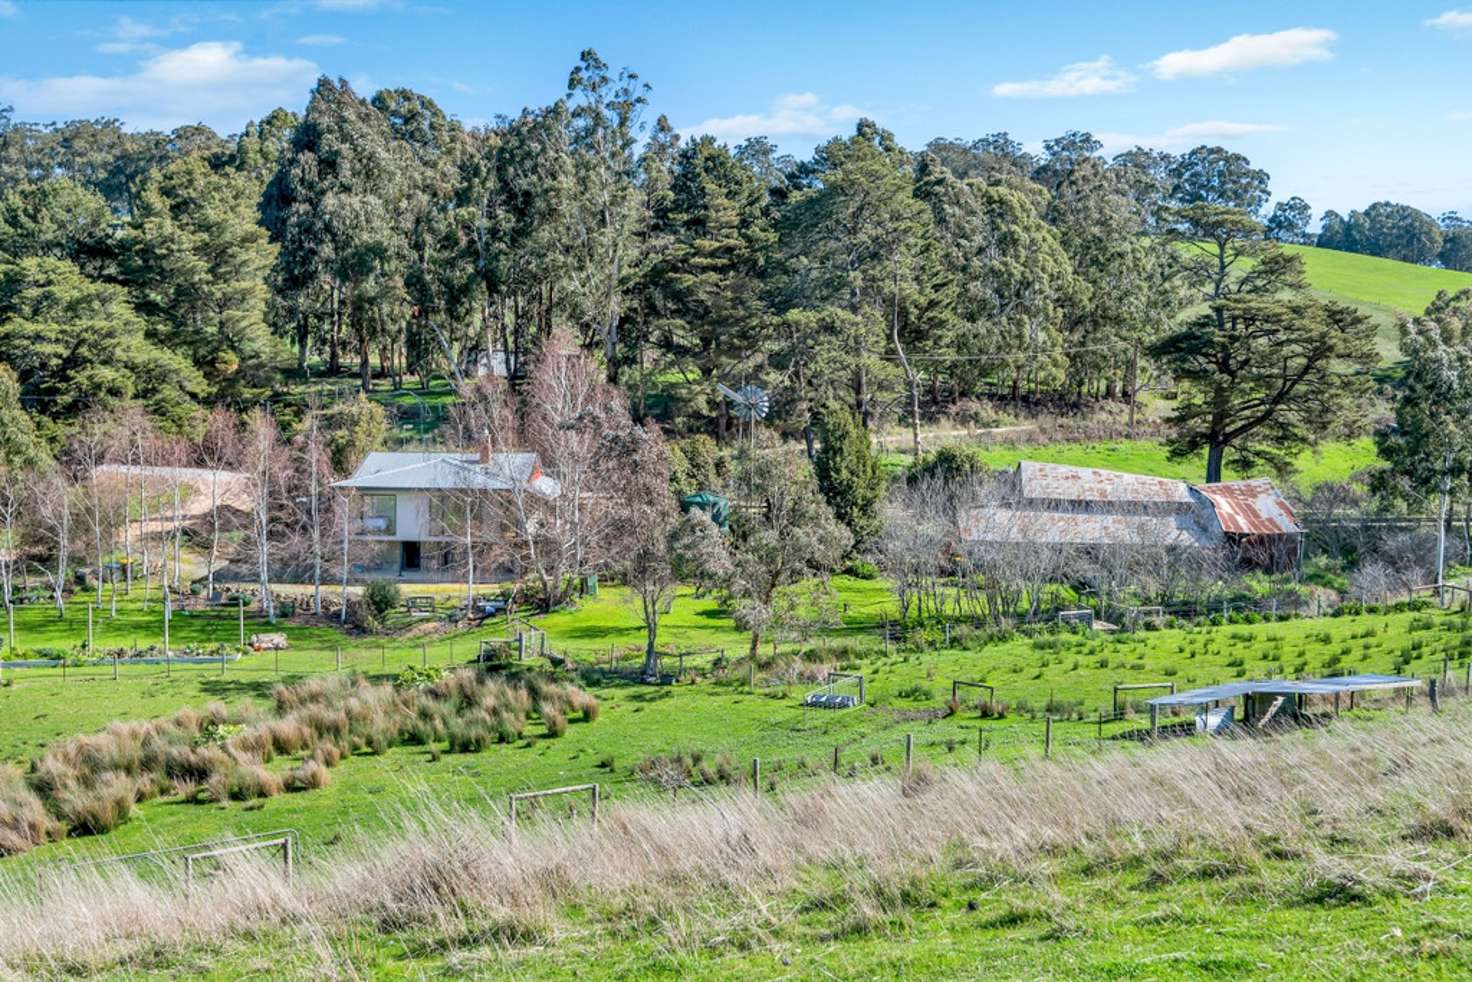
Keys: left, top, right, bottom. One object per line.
{"left": 881, "top": 436, "right": 1379, "bottom": 489}
{"left": 5, "top": 703, "right": 1472, "bottom": 977}
{"left": 0, "top": 580, "right": 1466, "bottom": 876}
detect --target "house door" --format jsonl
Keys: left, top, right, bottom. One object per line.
{"left": 400, "top": 541, "right": 422, "bottom": 573}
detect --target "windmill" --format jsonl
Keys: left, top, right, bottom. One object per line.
{"left": 717, "top": 383, "right": 770, "bottom": 451}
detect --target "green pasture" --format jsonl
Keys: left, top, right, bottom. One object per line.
{"left": 0, "top": 579, "right": 1466, "bottom": 876}
{"left": 882, "top": 436, "right": 1379, "bottom": 489}
{"left": 1291, "top": 243, "right": 1472, "bottom": 359}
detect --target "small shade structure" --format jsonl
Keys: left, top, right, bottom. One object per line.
{"left": 1146, "top": 674, "right": 1424, "bottom": 732}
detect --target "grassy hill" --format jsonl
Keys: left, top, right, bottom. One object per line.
{"left": 1289, "top": 244, "right": 1472, "bottom": 360}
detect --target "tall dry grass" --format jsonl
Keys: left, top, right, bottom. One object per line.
{"left": 0, "top": 670, "right": 597, "bottom": 857}
{"left": 3, "top": 705, "right": 1470, "bottom": 975}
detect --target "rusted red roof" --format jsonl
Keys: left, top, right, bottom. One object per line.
{"left": 1196, "top": 479, "right": 1301, "bottom": 536}
{"left": 1018, "top": 461, "right": 1195, "bottom": 505}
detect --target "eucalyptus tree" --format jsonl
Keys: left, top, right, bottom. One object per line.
{"left": 1376, "top": 290, "right": 1472, "bottom": 587}
{"left": 564, "top": 49, "right": 649, "bottom": 379}
{"left": 777, "top": 120, "right": 928, "bottom": 431}
{"left": 915, "top": 157, "right": 1080, "bottom": 403}
{"left": 263, "top": 77, "right": 409, "bottom": 386}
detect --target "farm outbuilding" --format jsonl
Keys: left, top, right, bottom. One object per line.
{"left": 1147, "top": 674, "right": 1424, "bottom": 733}
{"left": 959, "top": 461, "right": 1302, "bottom": 571}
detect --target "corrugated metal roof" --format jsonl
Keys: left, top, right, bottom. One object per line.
{"left": 1018, "top": 461, "right": 1195, "bottom": 505}
{"left": 333, "top": 451, "right": 559, "bottom": 497}
{"left": 1149, "top": 674, "right": 1421, "bottom": 706}
{"left": 1196, "top": 478, "right": 1301, "bottom": 535}
{"left": 959, "top": 506, "right": 1223, "bottom": 548}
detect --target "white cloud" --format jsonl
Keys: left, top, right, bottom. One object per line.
{"left": 992, "top": 56, "right": 1136, "bottom": 98}
{"left": 114, "top": 15, "right": 169, "bottom": 40}
{"left": 316, "top": 0, "right": 393, "bottom": 9}
{"left": 1096, "top": 120, "right": 1284, "bottom": 155}
{"left": 1426, "top": 9, "right": 1472, "bottom": 33}
{"left": 297, "top": 33, "right": 347, "bottom": 46}
{"left": 1149, "top": 28, "right": 1336, "bottom": 79}
{"left": 448, "top": 80, "right": 474, "bottom": 94}
{"left": 683, "top": 92, "right": 865, "bottom": 142}
{"left": 0, "top": 41, "right": 318, "bottom": 132}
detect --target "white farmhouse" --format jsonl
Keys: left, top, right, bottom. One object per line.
{"left": 332, "top": 444, "right": 559, "bottom": 580}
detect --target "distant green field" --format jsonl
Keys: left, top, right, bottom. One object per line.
{"left": 1289, "top": 244, "right": 1472, "bottom": 359}
{"left": 884, "top": 437, "right": 1379, "bottom": 491}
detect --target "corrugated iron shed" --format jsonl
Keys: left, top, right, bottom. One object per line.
{"left": 959, "top": 506, "right": 1222, "bottom": 548}
{"left": 1018, "top": 461, "right": 1195, "bottom": 506}
{"left": 1149, "top": 674, "right": 1421, "bottom": 706}
{"left": 1196, "top": 478, "right": 1301, "bottom": 536}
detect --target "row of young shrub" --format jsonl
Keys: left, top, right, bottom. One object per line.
{"left": 0, "top": 669, "right": 598, "bottom": 857}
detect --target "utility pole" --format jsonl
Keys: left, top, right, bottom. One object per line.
{"left": 1127, "top": 342, "right": 1139, "bottom": 440}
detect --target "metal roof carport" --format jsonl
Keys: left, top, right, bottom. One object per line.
{"left": 1145, "top": 674, "right": 1423, "bottom": 733}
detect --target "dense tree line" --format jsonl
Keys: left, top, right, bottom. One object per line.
{"left": 1, "top": 51, "right": 1379, "bottom": 489}
{"left": 1316, "top": 201, "right": 1472, "bottom": 271}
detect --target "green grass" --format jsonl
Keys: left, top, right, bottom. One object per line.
{"left": 1290, "top": 244, "right": 1472, "bottom": 360}
{"left": 883, "top": 436, "right": 1379, "bottom": 489}
{"left": 2, "top": 582, "right": 1467, "bottom": 876}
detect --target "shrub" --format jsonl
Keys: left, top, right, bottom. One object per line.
{"left": 363, "top": 580, "right": 402, "bottom": 618}
{"left": 543, "top": 707, "right": 568, "bottom": 737}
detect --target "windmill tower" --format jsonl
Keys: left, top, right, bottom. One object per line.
{"left": 716, "top": 383, "right": 770, "bottom": 454}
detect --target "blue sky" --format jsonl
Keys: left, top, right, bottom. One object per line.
{"left": 1, "top": 1, "right": 1470, "bottom": 217}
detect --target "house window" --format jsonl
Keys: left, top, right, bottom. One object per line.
{"left": 355, "top": 494, "right": 396, "bottom": 535}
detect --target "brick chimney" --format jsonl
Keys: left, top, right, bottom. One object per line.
{"left": 478, "top": 431, "right": 492, "bottom": 465}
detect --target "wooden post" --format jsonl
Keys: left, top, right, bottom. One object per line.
{"left": 221, "top": 645, "right": 226, "bottom": 676}
{"left": 748, "top": 661, "right": 755, "bottom": 689}
{"left": 751, "top": 757, "right": 761, "bottom": 792}
{"left": 832, "top": 746, "right": 840, "bottom": 774}
{"left": 1430, "top": 678, "right": 1441, "bottom": 712}
{"left": 904, "top": 733, "right": 914, "bottom": 778}
{"left": 518, "top": 632, "right": 526, "bottom": 661}
{"left": 112, "top": 650, "right": 118, "bottom": 681}
{"left": 1096, "top": 710, "right": 1103, "bottom": 742}
{"left": 591, "top": 784, "right": 600, "bottom": 826}
{"left": 944, "top": 622, "right": 951, "bottom": 647}
{"left": 1442, "top": 657, "right": 1449, "bottom": 688}
{"left": 238, "top": 595, "right": 245, "bottom": 646}
{"left": 87, "top": 603, "right": 94, "bottom": 655}
{"left": 1149, "top": 703, "right": 1159, "bottom": 737}
{"left": 5, "top": 601, "right": 12, "bottom": 654}
{"left": 163, "top": 594, "right": 171, "bottom": 658}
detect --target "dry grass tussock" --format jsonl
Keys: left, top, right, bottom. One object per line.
{"left": 0, "top": 670, "right": 596, "bottom": 857}
{"left": 4, "top": 706, "right": 1472, "bottom": 974}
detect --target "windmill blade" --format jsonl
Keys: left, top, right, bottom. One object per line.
{"left": 716, "top": 382, "right": 743, "bottom": 403}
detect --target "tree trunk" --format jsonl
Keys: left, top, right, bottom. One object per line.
{"left": 1205, "top": 443, "right": 1226, "bottom": 484}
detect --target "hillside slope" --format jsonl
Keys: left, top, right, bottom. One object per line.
{"left": 1288, "top": 244, "right": 1472, "bottom": 359}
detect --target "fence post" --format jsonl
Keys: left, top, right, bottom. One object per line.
{"left": 112, "top": 650, "right": 118, "bottom": 681}
{"left": 1430, "top": 678, "right": 1441, "bottom": 712}
{"left": 5, "top": 601, "right": 12, "bottom": 654}
{"left": 944, "top": 622, "right": 951, "bottom": 647}
{"left": 751, "top": 757, "right": 761, "bottom": 792}
{"left": 749, "top": 661, "right": 755, "bottom": 690}
{"left": 87, "top": 603, "right": 94, "bottom": 655}
{"left": 221, "top": 645, "right": 226, "bottom": 676}
{"left": 832, "top": 746, "right": 840, "bottom": 774}
{"left": 238, "top": 595, "right": 245, "bottom": 646}
{"left": 518, "top": 632, "right": 526, "bottom": 661}
{"left": 1044, "top": 716, "right": 1053, "bottom": 758}
{"left": 1442, "top": 657, "right": 1449, "bottom": 689}
{"left": 1150, "top": 703, "right": 1159, "bottom": 737}
{"left": 904, "top": 733, "right": 914, "bottom": 778}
